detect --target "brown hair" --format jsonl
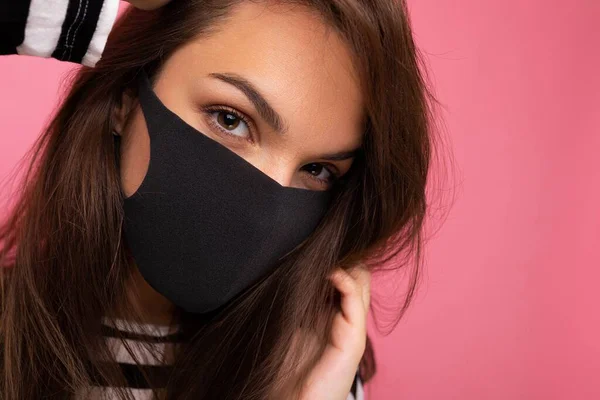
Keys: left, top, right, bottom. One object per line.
{"left": 0, "top": 0, "right": 439, "bottom": 398}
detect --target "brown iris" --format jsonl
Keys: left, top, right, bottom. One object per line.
{"left": 217, "top": 112, "right": 241, "bottom": 130}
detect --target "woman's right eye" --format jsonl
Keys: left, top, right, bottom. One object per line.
{"left": 204, "top": 107, "right": 253, "bottom": 142}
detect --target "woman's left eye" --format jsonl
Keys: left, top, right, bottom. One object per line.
{"left": 207, "top": 108, "right": 251, "bottom": 139}
{"left": 302, "top": 163, "right": 336, "bottom": 186}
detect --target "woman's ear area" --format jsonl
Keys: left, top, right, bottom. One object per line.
{"left": 113, "top": 89, "right": 136, "bottom": 135}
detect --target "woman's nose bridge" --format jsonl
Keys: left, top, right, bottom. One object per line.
{"left": 254, "top": 155, "right": 296, "bottom": 187}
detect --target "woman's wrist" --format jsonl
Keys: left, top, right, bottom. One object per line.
{"left": 125, "top": 0, "right": 172, "bottom": 10}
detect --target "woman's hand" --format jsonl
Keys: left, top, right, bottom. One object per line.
{"left": 125, "top": 0, "right": 172, "bottom": 10}
{"left": 299, "top": 264, "right": 371, "bottom": 400}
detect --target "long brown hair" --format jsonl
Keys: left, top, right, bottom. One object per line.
{"left": 1, "top": 0, "right": 438, "bottom": 398}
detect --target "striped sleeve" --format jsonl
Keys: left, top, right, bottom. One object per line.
{"left": 0, "top": 0, "right": 120, "bottom": 67}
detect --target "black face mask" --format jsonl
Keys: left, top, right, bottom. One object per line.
{"left": 120, "top": 71, "right": 332, "bottom": 314}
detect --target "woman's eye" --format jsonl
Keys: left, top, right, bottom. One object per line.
{"left": 302, "top": 163, "right": 334, "bottom": 183}
{"left": 210, "top": 110, "right": 250, "bottom": 138}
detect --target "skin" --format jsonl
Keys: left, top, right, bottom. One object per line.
{"left": 125, "top": 0, "right": 172, "bottom": 9}
{"left": 119, "top": 1, "right": 372, "bottom": 399}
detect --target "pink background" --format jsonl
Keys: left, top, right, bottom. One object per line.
{"left": 1, "top": 1, "right": 598, "bottom": 399}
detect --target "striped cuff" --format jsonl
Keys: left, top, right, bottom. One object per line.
{"left": 3, "top": 0, "right": 120, "bottom": 67}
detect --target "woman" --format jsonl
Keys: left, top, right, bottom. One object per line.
{"left": 0, "top": 0, "right": 434, "bottom": 399}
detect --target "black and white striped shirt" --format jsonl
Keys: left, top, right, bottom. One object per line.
{"left": 75, "top": 317, "right": 364, "bottom": 399}
{"left": 0, "top": 0, "right": 119, "bottom": 66}
{"left": 76, "top": 317, "right": 181, "bottom": 399}
{"left": 0, "top": 2, "right": 367, "bottom": 398}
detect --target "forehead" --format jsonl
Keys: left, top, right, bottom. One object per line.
{"left": 160, "top": 1, "right": 365, "bottom": 149}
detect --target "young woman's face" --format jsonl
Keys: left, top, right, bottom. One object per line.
{"left": 118, "top": 2, "right": 365, "bottom": 196}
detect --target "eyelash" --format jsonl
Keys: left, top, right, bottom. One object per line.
{"left": 303, "top": 163, "right": 340, "bottom": 188}
{"left": 202, "top": 105, "right": 255, "bottom": 143}
{"left": 201, "top": 105, "right": 341, "bottom": 188}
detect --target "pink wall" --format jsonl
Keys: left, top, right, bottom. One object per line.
{"left": 366, "top": 1, "right": 600, "bottom": 399}
{"left": 1, "top": 1, "right": 598, "bottom": 399}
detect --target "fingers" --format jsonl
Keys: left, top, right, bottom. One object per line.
{"left": 329, "top": 263, "right": 371, "bottom": 326}
{"left": 125, "top": 0, "right": 172, "bottom": 10}
{"left": 349, "top": 262, "right": 371, "bottom": 312}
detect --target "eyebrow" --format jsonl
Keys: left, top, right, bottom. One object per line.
{"left": 208, "top": 72, "right": 362, "bottom": 162}
{"left": 208, "top": 72, "right": 288, "bottom": 135}
{"left": 319, "top": 149, "right": 360, "bottom": 161}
